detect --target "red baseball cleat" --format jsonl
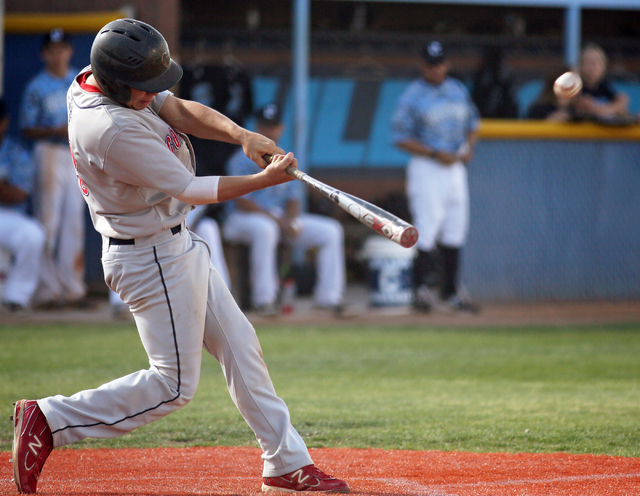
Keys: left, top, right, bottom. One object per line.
{"left": 262, "top": 464, "right": 350, "bottom": 493}
{"left": 11, "top": 400, "right": 54, "bottom": 494}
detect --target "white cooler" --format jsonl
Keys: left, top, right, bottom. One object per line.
{"left": 361, "top": 236, "right": 416, "bottom": 307}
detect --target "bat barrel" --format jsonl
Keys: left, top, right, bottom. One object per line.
{"left": 263, "top": 154, "right": 419, "bottom": 248}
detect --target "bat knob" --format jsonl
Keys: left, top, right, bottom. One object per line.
{"left": 262, "top": 154, "right": 273, "bottom": 164}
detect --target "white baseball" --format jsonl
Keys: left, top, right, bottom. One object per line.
{"left": 553, "top": 71, "right": 583, "bottom": 99}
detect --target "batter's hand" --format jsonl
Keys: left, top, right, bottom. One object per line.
{"left": 242, "top": 131, "right": 285, "bottom": 168}
{"left": 262, "top": 152, "right": 297, "bottom": 186}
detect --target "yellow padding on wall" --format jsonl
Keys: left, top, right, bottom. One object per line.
{"left": 5, "top": 11, "right": 129, "bottom": 34}
{"left": 480, "top": 119, "right": 640, "bottom": 141}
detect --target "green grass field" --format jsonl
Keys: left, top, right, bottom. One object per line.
{"left": 1, "top": 322, "right": 638, "bottom": 457}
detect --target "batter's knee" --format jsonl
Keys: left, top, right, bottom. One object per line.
{"left": 176, "top": 365, "right": 200, "bottom": 405}
{"left": 152, "top": 360, "right": 200, "bottom": 407}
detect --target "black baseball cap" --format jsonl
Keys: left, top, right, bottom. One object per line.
{"left": 256, "top": 103, "right": 282, "bottom": 126}
{"left": 42, "top": 28, "right": 70, "bottom": 49}
{"left": 421, "top": 40, "right": 446, "bottom": 65}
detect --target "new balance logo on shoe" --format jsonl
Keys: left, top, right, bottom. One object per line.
{"left": 25, "top": 435, "right": 44, "bottom": 471}
{"left": 288, "top": 468, "right": 321, "bottom": 489}
{"left": 262, "top": 464, "right": 350, "bottom": 493}
{"left": 12, "top": 400, "right": 54, "bottom": 494}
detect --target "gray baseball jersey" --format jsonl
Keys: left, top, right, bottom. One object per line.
{"left": 68, "top": 67, "right": 194, "bottom": 239}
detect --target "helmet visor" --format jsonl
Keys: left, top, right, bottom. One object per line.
{"left": 126, "top": 58, "right": 183, "bottom": 94}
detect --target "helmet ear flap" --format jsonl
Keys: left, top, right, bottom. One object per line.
{"left": 92, "top": 70, "right": 131, "bottom": 103}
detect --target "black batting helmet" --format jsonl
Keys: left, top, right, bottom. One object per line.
{"left": 90, "top": 18, "right": 183, "bottom": 103}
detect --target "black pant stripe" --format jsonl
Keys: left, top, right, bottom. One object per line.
{"left": 52, "top": 246, "right": 182, "bottom": 435}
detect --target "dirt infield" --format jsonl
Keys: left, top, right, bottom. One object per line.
{"left": 2, "top": 447, "right": 640, "bottom": 495}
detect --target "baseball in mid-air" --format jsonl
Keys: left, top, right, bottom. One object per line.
{"left": 553, "top": 71, "right": 583, "bottom": 99}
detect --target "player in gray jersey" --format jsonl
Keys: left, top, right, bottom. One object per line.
{"left": 11, "top": 19, "right": 349, "bottom": 495}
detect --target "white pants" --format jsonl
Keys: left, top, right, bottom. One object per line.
{"left": 407, "top": 156, "right": 469, "bottom": 251}
{"left": 33, "top": 141, "right": 86, "bottom": 302}
{"left": 39, "top": 227, "right": 313, "bottom": 477}
{"left": 110, "top": 207, "right": 231, "bottom": 309}
{"left": 0, "top": 208, "right": 46, "bottom": 306}
{"left": 223, "top": 211, "right": 345, "bottom": 307}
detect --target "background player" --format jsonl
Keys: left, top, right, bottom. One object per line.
{"left": 12, "top": 19, "right": 349, "bottom": 495}
{"left": 223, "top": 104, "right": 355, "bottom": 318}
{"left": 391, "top": 40, "right": 480, "bottom": 314}
{"left": 19, "top": 28, "right": 87, "bottom": 308}
{"left": 0, "top": 98, "right": 46, "bottom": 312}
{"left": 187, "top": 204, "right": 231, "bottom": 288}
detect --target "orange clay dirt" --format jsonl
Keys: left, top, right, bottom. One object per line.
{"left": 1, "top": 446, "right": 640, "bottom": 496}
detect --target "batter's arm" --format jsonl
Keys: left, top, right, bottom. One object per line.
{"left": 175, "top": 153, "right": 297, "bottom": 205}
{"left": 159, "top": 96, "right": 283, "bottom": 168}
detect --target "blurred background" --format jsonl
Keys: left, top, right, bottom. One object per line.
{"left": 2, "top": 0, "right": 639, "bottom": 305}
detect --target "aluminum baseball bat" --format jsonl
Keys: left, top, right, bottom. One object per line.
{"left": 263, "top": 154, "right": 418, "bottom": 248}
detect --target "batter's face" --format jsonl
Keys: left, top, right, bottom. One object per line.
{"left": 126, "top": 88, "right": 159, "bottom": 110}
{"left": 421, "top": 61, "right": 450, "bottom": 86}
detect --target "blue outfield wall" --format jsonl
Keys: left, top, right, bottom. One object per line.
{"left": 464, "top": 140, "right": 640, "bottom": 302}
{"left": 4, "top": 33, "right": 639, "bottom": 301}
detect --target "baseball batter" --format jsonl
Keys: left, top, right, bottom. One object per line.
{"left": 12, "top": 19, "right": 349, "bottom": 495}
{"left": 391, "top": 40, "right": 480, "bottom": 313}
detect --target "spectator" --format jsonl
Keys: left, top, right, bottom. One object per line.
{"left": 223, "top": 104, "right": 356, "bottom": 318}
{"left": 574, "top": 43, "right": 630, "bottom": 121}
{"left": 0, "top": 98, "right": 46, "bottom": 312}
{"left": 19, "top": 28, "right": 88, "bottom": 308}
{"left": 526, "top": 66, "right": 574, "bottom": 121}
{"left": 391, "top": 40, "right": 481, "bottom": 314}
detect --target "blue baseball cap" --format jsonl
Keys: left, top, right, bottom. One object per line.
{"left": 421, "top": 40, "right": 446, "bottom": 65}
{"left": 42, "top": 28, "right": 70, "bottom": 49}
